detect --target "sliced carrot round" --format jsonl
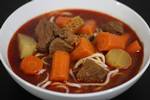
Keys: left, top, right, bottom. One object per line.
{"left": 20, "top": 56, "right": 43, "bottom": 75}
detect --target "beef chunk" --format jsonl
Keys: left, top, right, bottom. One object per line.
{"left": 35, "top": 18, "right": 55, "bottom": 52}
{"left": 63, "top": 31, "right": 80, "bottom": 45}
{"left": 49, "top": 38, "right": 73, "bottom": 54}
{"left": 63, "top": 16, "right": 84, "bottom": 34}
{"left": 101, "top": 21, "right": 124, "bottom": 35}
{"left": 49, "top": 22, "right": 62, "bottom": 37}
{"left": 57, "top": 28, "right": 80, "bottom": 46}
{"left": 57, "top": 16, "right": 84, "bottom": 45}
{"left": 77, "top": 59, "right": 108, "bottom": 83}
{"left": 35, "top": 16, "right": 83, "bottom": 52}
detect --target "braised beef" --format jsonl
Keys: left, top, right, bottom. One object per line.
{"left": 57, "top": 16, "right": 84, "bottom": 45}
{"left": 49, "top": 22, "right": 61, "bottom": 37}
{"left": 35, "top": 16, "right": 82, "bottom": 52}
{"left": 62, "top": 16, "right": 84, "bottom": 34}
{"left": 57, "top": 28, "right": 80, "bottom": 46}
{"left": 62, "top": 31, "right": 80, "bottom": 45}
{"left": 49, "top": 38, "right": 73, "bottom": 54}
{"left": 35, "top": 18, "right": 55, "bottom": 52}
{"left": 101, "top": 21, "right": 124, "bottom": 34}
{"left": 77, "top": 59, "right": 108, "bottom": 83}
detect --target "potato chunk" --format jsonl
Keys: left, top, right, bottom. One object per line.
{"left": 106, "top": 49, "right": 132, "bottom": 69}
{"left": 18, "top": 34, "right": 37, "bottom": 59}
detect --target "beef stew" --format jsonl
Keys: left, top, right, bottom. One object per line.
{"left": 8, "top": 9, "right": 143, "bottom": 93}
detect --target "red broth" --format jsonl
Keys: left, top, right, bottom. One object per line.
{"left": 8, "top": 9, "right": 143, "bottom": 93}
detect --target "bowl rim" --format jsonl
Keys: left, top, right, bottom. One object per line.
{"left": 0, "top": 0, "right": 150, "bottom": 98}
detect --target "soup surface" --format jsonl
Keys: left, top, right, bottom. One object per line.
{"left": 8, "top": 9, "right": 143, "bottom": 93}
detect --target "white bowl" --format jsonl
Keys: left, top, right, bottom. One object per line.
{"left": 0, "top": 0, "right": 150, "bottom": 100}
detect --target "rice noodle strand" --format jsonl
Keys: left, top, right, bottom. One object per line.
{"left": 41, "top": 81, "right": 51, "bottom": 88}
{"left": 51, "top": 82, "right": 64, "bottom": 86}
{"left": 65, "top": 82, "right": 81, "bottom": 88}
{"left": 52, "top": 82, "right": 70, "bottom": 93}
{"left": 69, "top": 69, "right": 77, "bottom": 81}
{"left": 41, "top": 56, "right": 49, "bottom": 65}
{"left": 74, "top": 53, "right": 109, "bottom": 71}
{"left": 35, "top": 53, "right": 45, "bottom": 57}
{"left": 37, "top": 73, "right": 49, "bottom": 87}
{"left": 37, "top": 69, "right": 46, "bottom": 75}
{"left": 49, "top": 16, "right": 55, "bottom": 23}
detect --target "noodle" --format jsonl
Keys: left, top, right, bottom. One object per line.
{"left": 41, "top": 56, "right": 49, "bottom": 65}
{"left": 51, "top": 82, "right": 64, "bottom": 86}
{"left": 49, "top": 16, "right": 55, "bottom": 23}
{"left": 88, "top": 53, "right": 105, "bottom": 63}
{"left": 37, "top": 69, "right": 46, "bottom": 75}
{"left": 35, "top": 53, "right": 45, "bottom": 57}
{"left": 41, "top": 81, "right": 51, "bottom": 88}
{"left": 35, "top": 52, "right": 49, "bottom": 65}
{"left": 74, "top": 53, "right": 109, "bottom": 71}
{"left": 69, "top": 69, "right": 77, "bottom": 81}
{"left": 65, "top": 82, "right": 81, "bottom": 88}
{"left": 37, "top": 73, "right": 49, "bottom": 87}
{"left": 52, "top": 82, "right": 70, "bottom": 93}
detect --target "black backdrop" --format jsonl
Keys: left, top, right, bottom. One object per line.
{"left": 0, "top": 0, "right": 150, "bottom": 100}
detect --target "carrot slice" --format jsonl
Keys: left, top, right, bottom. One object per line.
{"left": 55, "top": 16, "right": 72, "bottom": 27}
{"left": 71, "top": 38, "right": 95, "bottom": 61}
{"left": 96, "top": 32, "right": 129, "bottom": 51}
{"left": 126, "top": 40, "right": 142, "bottom": 53}
{"left": 79, "top": 20, "right": 96, "bottom": 35}
{"left": 50, "top": 50, "right": 70, "bottom": 81}
{"left": 20, "top": 56, "right": 43, "bottom": 75}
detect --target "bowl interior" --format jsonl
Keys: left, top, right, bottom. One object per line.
{"left": 0, "top": 0, "right": 150, "bottom": 98}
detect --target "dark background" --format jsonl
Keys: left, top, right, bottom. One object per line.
{"left": 0, "top": 0, "right": 150, "bottom": 100}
